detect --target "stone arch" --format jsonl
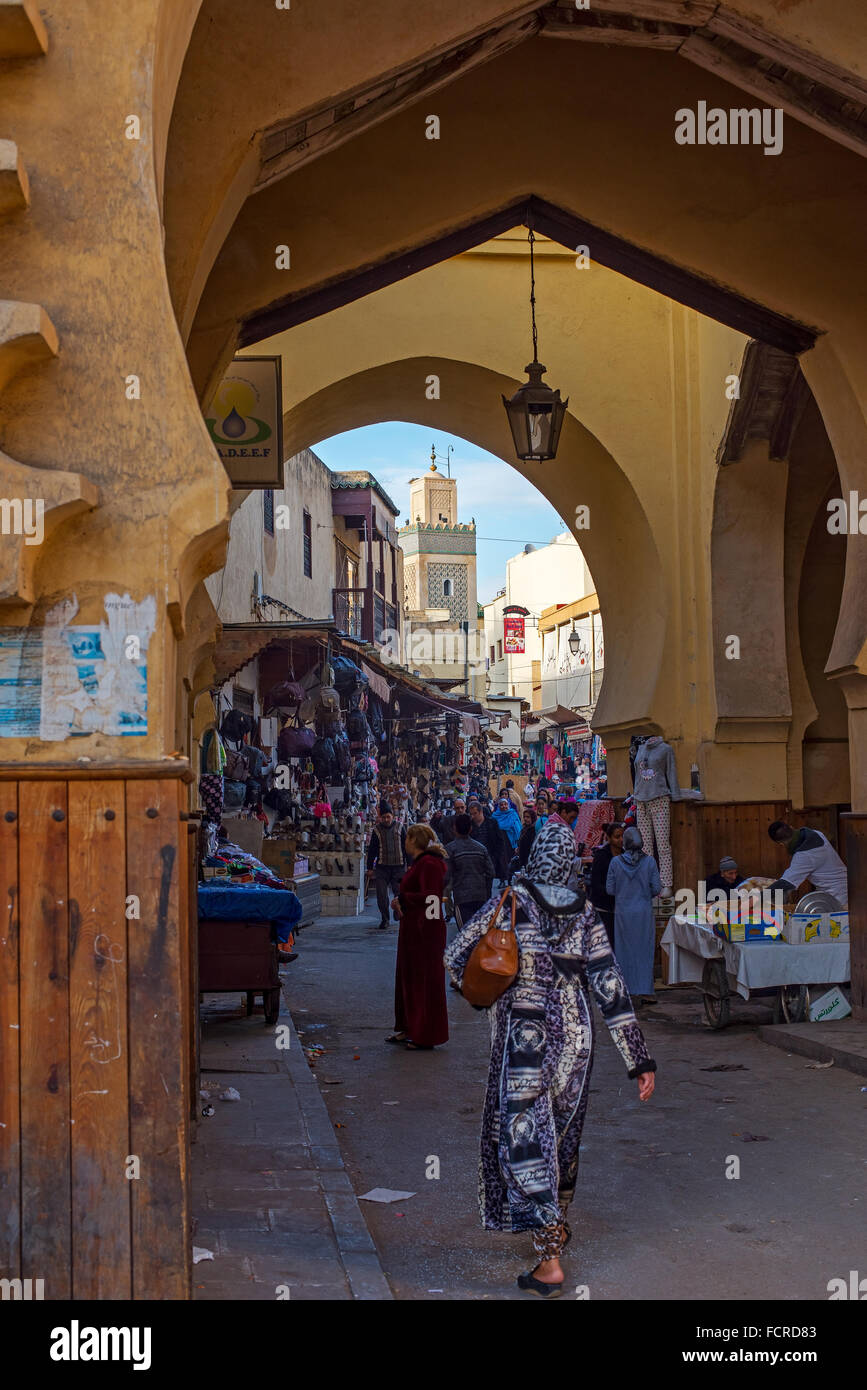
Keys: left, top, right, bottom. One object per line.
{"left": 787, "top": 398, "right": 849, "bottom": 807}
{"left": 282, "top": 354, "right": 666, "bottom": 789}
{"left": 710, "top": 380, "right": 852, "bottom": 807}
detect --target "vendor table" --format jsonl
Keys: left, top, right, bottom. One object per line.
{"left": 661, "top": 914, "right": 851, "bottom": 1030}
{"left": 198, "top": 883, "right": 302, "bottom": 1027}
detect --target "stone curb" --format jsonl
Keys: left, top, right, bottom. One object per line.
{"left": 280, "top": 1005, "right": 394, "bottom": 1299}
{"left": 759, "top": 1022, "right": 867, "bottom": 1077}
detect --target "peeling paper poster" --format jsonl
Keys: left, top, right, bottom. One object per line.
{"left": 0, "top": 593, "right": 154, "bottom": 738}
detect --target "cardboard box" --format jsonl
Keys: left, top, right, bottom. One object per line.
{"left": 809, "top": 986, "right": 852, "bottom": 1022}
{"left": 782, "top": 911, "right": 849, "bottom": 945}
{"left": 261, "top": 838, "right": 297, "bottom": 879}
{"left": 713, "top": 920, "right": 782, "bottom": 944}
{"left": 224, "top": 818, "right": 265, "bottom": 860}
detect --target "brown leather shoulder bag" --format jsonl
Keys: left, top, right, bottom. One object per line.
{"left": 461, "top": 885, "right": 519, "bottom": 1007}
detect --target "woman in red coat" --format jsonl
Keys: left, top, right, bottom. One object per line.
{"left": 386, "top": 823, "right": 449, "bottom": 1050}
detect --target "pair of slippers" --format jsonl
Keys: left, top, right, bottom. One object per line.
{"left": 384, "top": 1033, "right": 432, "bottom": 1050}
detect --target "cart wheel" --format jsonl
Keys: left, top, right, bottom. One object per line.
{"left": 702, "top": 959, "right": 730, "bottom": 1030}
{"left": 264, "top": 987, "right": 282, "bottom": 1027}
{"left": 773, "top": 984, "right": 809, "bottom": 1024}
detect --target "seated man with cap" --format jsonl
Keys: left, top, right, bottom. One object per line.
{"left": 705, "top": 856, "right": 745, "bottom": 896}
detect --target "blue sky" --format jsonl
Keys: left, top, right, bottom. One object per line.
{"left": 312, "top": 422, "right": 569, "bottom": 605}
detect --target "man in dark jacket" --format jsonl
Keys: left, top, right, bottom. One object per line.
{"left": 366, "top": 809, "right": 406, "bottom": 929}
{"left": 447, "top": 814, "right": 495, "bottom": 924}
{"left": 438, "top": 797, "right": 466, "bottom": 846}
{"left": 468, "top": 799, "right": 509, "bottom": 882}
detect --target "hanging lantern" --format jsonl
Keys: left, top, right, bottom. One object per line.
{"left": 502, "top": 227, "right": 568, "bottom": 463}
{"left": 568, "top": 625, "right": 581, "bottom": 655}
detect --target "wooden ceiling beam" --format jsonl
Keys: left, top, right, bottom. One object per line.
{"left": 706, "top": 7, "right": 867, "bottom": 109}
{"left": 239, "top": 194, "right": 817, "bottom": 356}
{"left": 680, "top": 34, "right": 867, "bottom": 161}
{"left": 540, "top": 16, "right": 687, "bottom": 49}
{"left": 255, "top": 10, "right": 541, "bottom": 193}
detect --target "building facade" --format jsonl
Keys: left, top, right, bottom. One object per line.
{"left": 483, "top": 533, "right": 593, "bottom": 706}
{"left": 539, "top": 594, "right": 604, "bottom": 716}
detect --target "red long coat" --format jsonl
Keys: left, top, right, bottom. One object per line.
{"left": 394, "top": 850, "right": 449, "bottom": 1047}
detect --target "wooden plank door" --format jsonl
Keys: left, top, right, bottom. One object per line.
{"left": 126, "top": 779, "right": 190, "bottom": 1299}
{"left": 19, "top": 781, "right": 71, "bottom": 1298}
{"left": 68, "top": 780, "right": 131, "bottom": 1298}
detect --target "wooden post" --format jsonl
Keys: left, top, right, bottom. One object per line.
{"left": 841, "top": 813, "right": 866, "bottom": 1020}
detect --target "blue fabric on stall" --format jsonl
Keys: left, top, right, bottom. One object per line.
{"left": 198, "top": 882, "right": 302, "bottom": 944}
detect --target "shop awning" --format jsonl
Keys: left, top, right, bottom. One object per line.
{"left": 523, "top": 718, "right": 556, "bottom": 742}
{"left": 533, "top": 704, "right": 581, "bottom": 726}
{"left": 212, "top": 621, "right": 333, "bottom": 685}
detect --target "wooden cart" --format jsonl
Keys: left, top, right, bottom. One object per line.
{"left": 662, "top": 915, "right": 850, "bottom": 1031}
{"left": 197, "top": 917, "right": 282, "bottom": 1026}
{"left": 700, "top": 957, "right": 810, "bottom": 1030}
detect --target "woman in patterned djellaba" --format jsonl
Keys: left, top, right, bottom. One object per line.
{"left": 445, "top": 822, "right": 656, "bottom": 1297}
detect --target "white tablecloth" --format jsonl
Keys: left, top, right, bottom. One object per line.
{"left": 661, "top": 915, "right": 850, "bottom": 1000}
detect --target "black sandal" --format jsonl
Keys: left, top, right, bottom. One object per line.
{"left": 517, "top": 1270, "right": 563, "bottom": 1299}
{"left": 403, "top": 1040, "right": 433, "bottom": 1050}
{"left": 385, "top": 1032, "right": 407, "bottom": 1044}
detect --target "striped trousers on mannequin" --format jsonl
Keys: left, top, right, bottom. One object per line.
{"left": 635, "top": 796, "right": 672, "bottom": 892}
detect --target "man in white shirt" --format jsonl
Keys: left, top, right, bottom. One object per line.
{"left": 767, "top": 820, "right": 848, "bottom": 909}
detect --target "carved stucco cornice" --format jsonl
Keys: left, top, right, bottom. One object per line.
{"left": 717, "top": 341, "right": 811, "bottom": 467}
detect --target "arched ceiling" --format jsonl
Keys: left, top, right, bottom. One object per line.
{"left": 175, "top": 35, "right": 867, "bottom": 411}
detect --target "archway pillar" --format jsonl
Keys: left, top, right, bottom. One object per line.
{"left": 801, "top": 338, "right": 867, "bottom": 811}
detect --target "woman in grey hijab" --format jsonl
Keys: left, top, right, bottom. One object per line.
{"left": 605, "top": 825, "right": 661, "bottom": 1004}
{"left": 445, "top": 822, "right": 656, "bottom": 1297}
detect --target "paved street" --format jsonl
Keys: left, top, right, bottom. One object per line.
{"left": 191, "top": 995, "right": 391, "bottom": 1301}
{"left": 284, "top": 901, "right": 866, "bottom": 1301}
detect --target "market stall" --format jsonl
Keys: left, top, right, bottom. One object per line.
{"left": 662, "top": 912, "right": 850, "bottom": 1029}
{"left": 197, "top": 838, "right": 303, "bottom": 1025}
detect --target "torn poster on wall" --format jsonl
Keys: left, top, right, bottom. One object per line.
{"left": 0, "top": 593, "right": 155, "bottom": 738}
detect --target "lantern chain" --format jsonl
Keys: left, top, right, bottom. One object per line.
{"left": 529, "top": 227, "right": 539, "bottom": 364}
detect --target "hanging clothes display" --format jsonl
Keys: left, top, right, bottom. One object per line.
{"left": 543, "top": 740, "right": 557, "bottom": 779}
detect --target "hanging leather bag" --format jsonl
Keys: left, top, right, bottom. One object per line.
{"left": 461, "top": 885, "right": 519, "bottom": 1007}
{"left": 318, "top": 685, "right": 340, "bottom": 714}
{"left": 223, "top": 746, "right": 249, "bottom": 782}
{"left": 278, "top": 719, "right": 316, "bottom": 760}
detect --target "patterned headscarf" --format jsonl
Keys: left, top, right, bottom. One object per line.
{"left": 523, "top": 821, "right": 576, "bottom": 887}
{"left": 516, "top": 820, "right": 586, "bottom": 931}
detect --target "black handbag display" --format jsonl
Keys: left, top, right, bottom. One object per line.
{"left": 312, "top": 735, "right": 337, "bottom": 783}
{"left": 332, "top": 654, "right": 368, "bottom": 695}
{"left": 222, "top": 779, "right": 246, "bottom": 810}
